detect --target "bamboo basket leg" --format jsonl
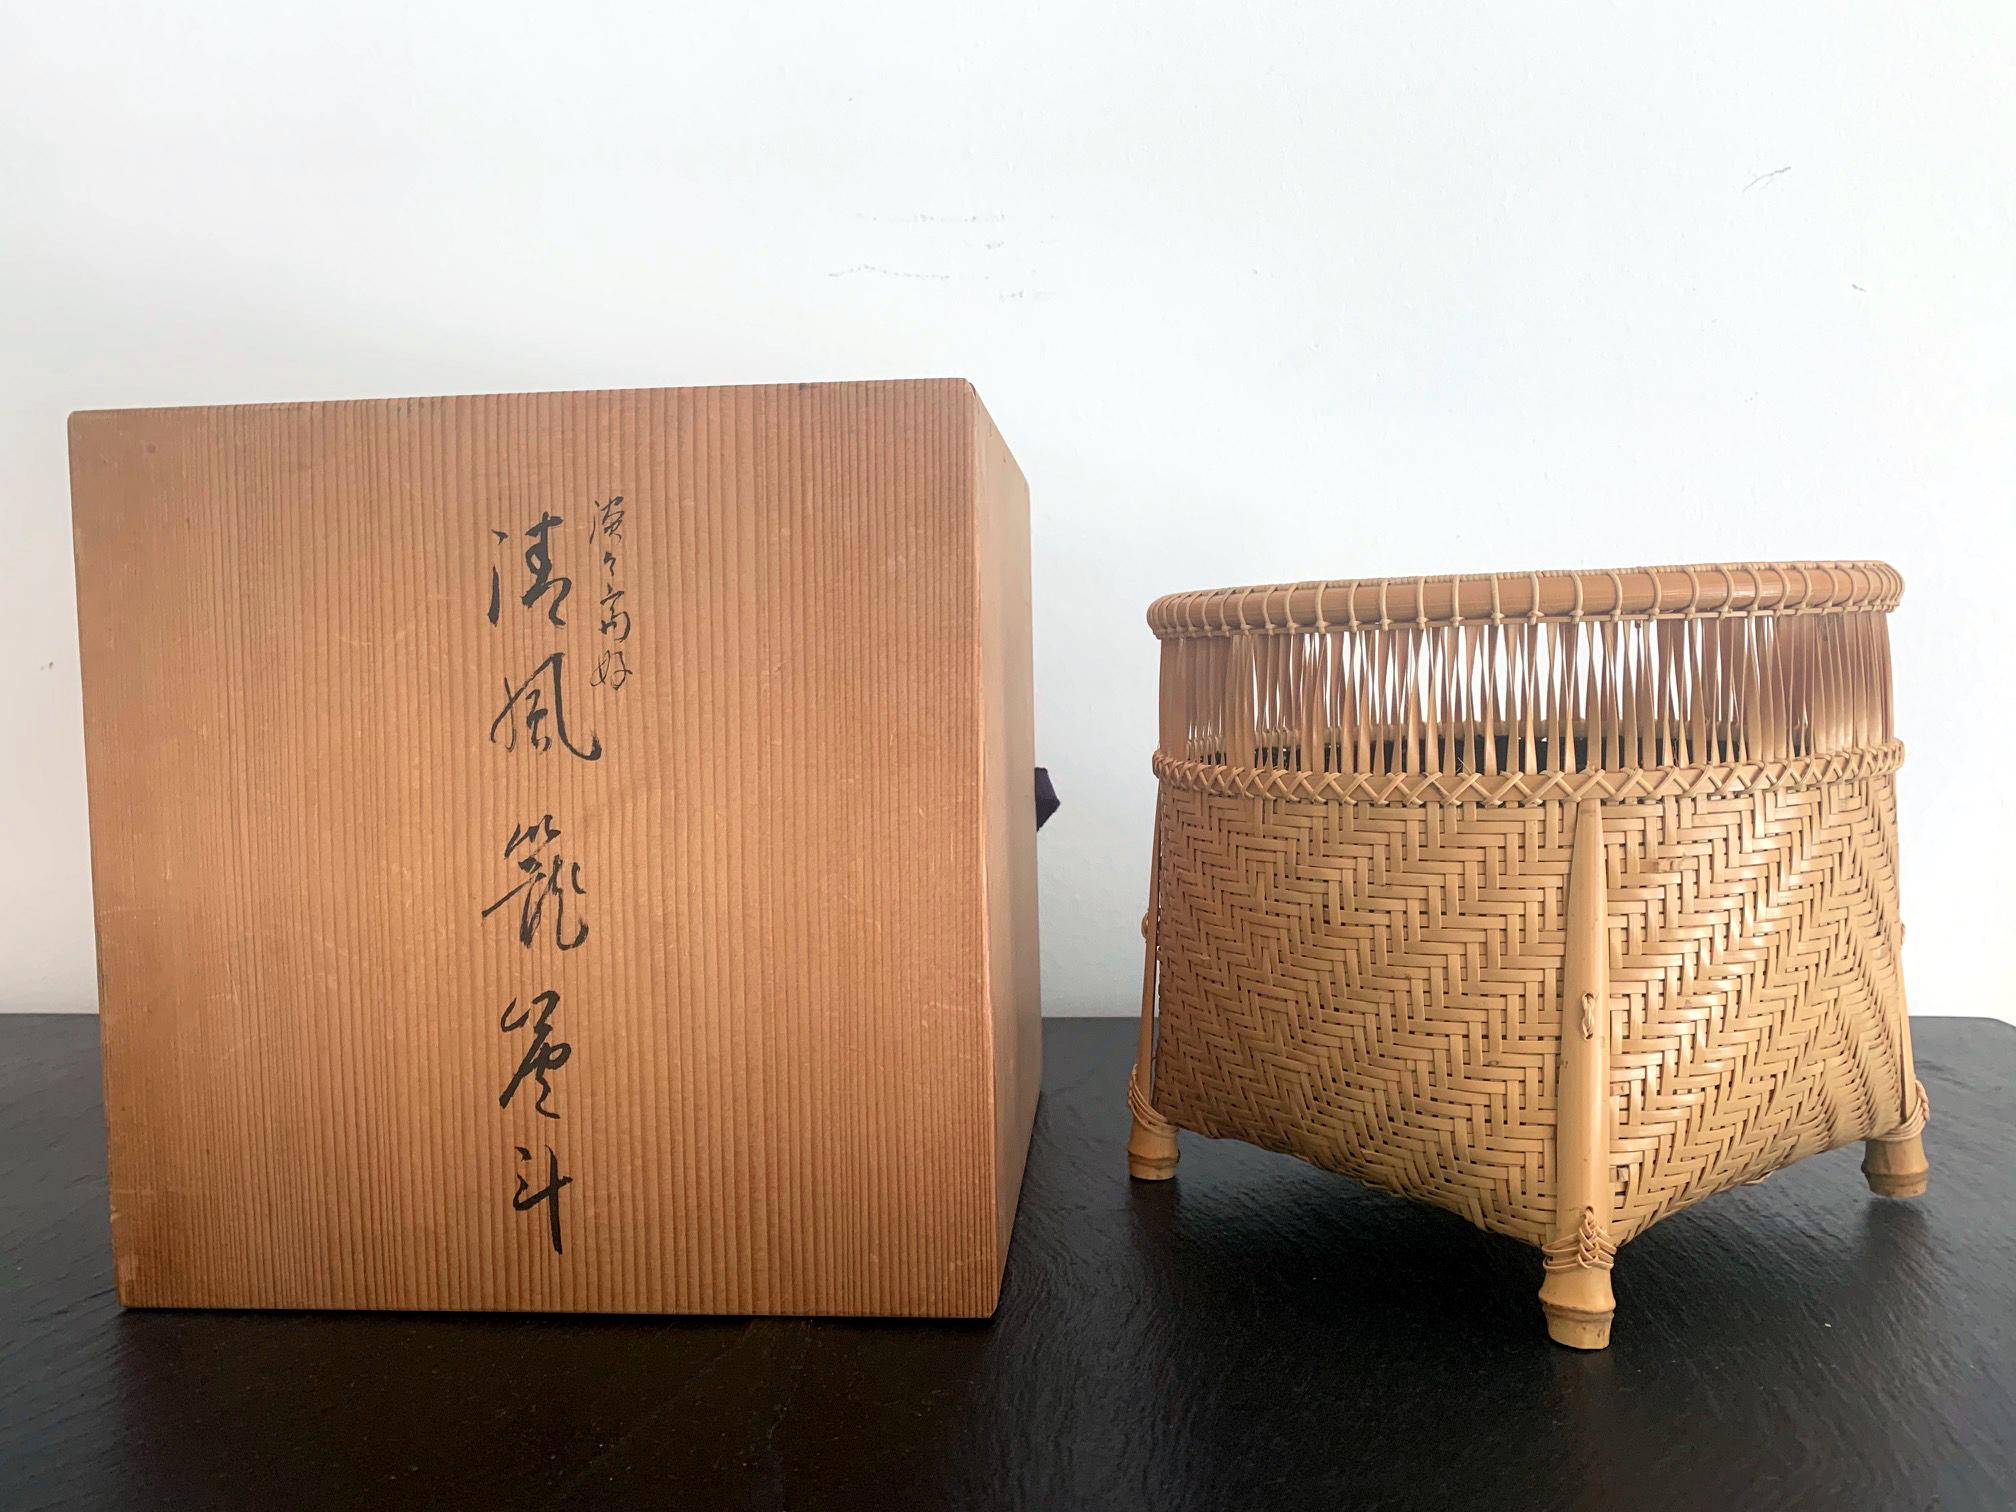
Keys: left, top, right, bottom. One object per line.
{"left": 1863, "top": 1081, "right": 1931, "bottom": 1198}
{"left": 1863, "top": 1134, "right": 1929, "bottom": 1197}
{"left": 1128, "top": 797, "right": 1179, "bottom": 1181}
{"left": 1538, "top": 800, "right": 1618, "bottom": 1349}
{"left": 1864, "top": 963, "right": 1931, "bottom": 1196}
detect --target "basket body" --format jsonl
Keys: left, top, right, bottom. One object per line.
{"left": 1152, "top": 768, "right": 1909, "bottom": 1246}
{"left": 1134, "top": 563, "right": 1925, "bottom": 1342}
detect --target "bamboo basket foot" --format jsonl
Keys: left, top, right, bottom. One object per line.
{"left": 1863, "top": 1132, "right": 1929, "bottom": 1198}
{"left": 1126, "top": 1064, "right": 1179, "bottom": 1181}
{"left": 1539, "top": 1295, "right": 1616, "bottom": 1352}
{"left": 1127, "top": 1116, "right": 1179, "bottom": 1181}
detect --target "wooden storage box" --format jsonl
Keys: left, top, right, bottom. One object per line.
{"left": 70, "top": 379, "right": 1040, "bottom": 1318}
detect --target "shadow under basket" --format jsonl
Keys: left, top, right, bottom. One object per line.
{"left": 1125, "top": 562, "right": 1929, "bottom": 1350}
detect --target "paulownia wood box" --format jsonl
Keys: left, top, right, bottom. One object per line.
{"left": 69, "top": 379, "right": 1040, "bottom": 1318}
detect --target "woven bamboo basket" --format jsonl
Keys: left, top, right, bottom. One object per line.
{"left": 1125, "top": 562, "right": 1928, "bottom": 1349}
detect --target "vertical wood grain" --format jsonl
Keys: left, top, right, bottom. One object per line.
{"left": 69, "top": 379, "right": 1030, "bottom": 1317}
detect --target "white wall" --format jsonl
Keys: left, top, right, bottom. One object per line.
{"left": 3, "top": 4, "right": 2010, "bottom": 1020}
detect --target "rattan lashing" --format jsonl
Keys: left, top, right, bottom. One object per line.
{"left": 1126, "top": 561, "right": 1929, "bottom": 1349}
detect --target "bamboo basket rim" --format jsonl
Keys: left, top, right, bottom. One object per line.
{"left": 1147, "top": 560, "right": 1902, "bottom": 639}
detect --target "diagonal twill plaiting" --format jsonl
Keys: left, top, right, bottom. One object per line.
{"left": 1149, "top": 775, "right": 1916, "bottom": 1248}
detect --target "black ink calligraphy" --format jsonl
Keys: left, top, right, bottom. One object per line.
{"left": 597, "top": 582, "right": 629, "bottom": 642}
{"left": 488, "top": 515, "right": 573, "bottom": 627}
{"left": 485, "top": 515, "right": 600, "bottom": 760}
{"left": 479, "top": 501, "right": 628, "bottom": 1259}
{"left": 481, "top": 815, "right": 590, "bottom": 950}
{"left": 499, "top": 989, "right": 571, "bottom": 1118}
{"left": 590, "top": 647, "right": 631, "bottom": 691}
{"left": 486, "top": 528, "right": 509, "bottom": 625}
{"left": 588, "top": 494, "right": 625, "bottom": 548}
{"left": 519, "top": 512, "right": 572, "bottom": 626}
{"left": 587, "top": 496, "right": 633, "bottom": 692}
{"left": 489, "top": 652, "right": 603, "bottom": 761}
{"left": 513, "top": 1144, "right": 573, "bottom": 1255}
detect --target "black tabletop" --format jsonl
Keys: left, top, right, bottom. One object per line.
{"left": 4, "top": 1013, "right": 2011, "bottom": 1511}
